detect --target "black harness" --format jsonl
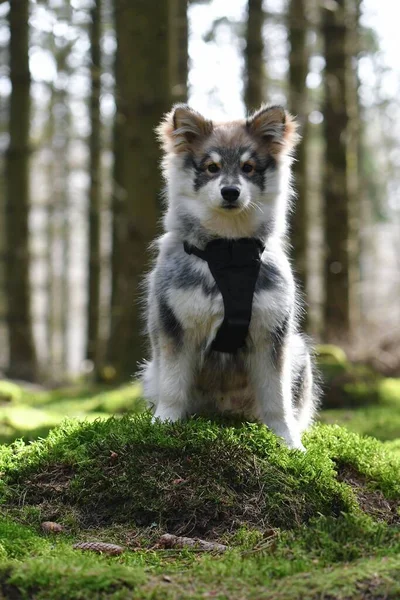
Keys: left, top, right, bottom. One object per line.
{"left": 184, "top": 238, "right": 265, "bottom": 354}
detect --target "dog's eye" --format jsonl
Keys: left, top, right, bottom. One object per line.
{"left": 242, "top": 163, "right": 254, "bottom": 174}
{"left": 207, "top": 163, "right": 220, "bottom": 174}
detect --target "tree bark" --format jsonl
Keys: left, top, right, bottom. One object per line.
{"left": 86, "top": 0, "right": 102, "bottom": 366}
{"left": 107, "top": 0, "right": 170, "bottom": 381}
{"left": 244, "top": 0, "right": 265, "bottom": 112}
{"left": 346, "top": 0, "right": 361, "bottom": 331}
{"left": 288, "top": 0, "right": 309, "bottom": 308}
{"left": 5, "top": 0, "right": 37, "bottom": 381}
{"left": 45, "top": 83, "right": 57, "bottom": 377}
{"left": 169, "top": 0, "right": 188, "bottom": 104}
{"left": 322, "top": 0, "right": 358, "bottom": 342}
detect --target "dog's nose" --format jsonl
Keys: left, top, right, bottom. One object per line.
{"left": 221, "top": 186, "right": 240, "bottom": 203}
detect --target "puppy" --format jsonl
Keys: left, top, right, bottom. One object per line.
{"left": 141, "top": 104, "right": 317, "bottom": 450}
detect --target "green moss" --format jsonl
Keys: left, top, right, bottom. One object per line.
{"left": 316, "top": 345, "right": 400, "bottom": 409}
{"left": 384, "top": 439, "right": 400, "bottom": 457}
{"left": 0, "top": 384, "right": 145, "bottom": 444}
{"left": 379, "top": 378, "right": 400, "bottom": 404}
{"left": 0, "top": 545, "right": 145, "bottom": 600}
{"left": 0, "top": 381, "right": 23, "bottom": 404}
{"left": 1, "top": 414, "right": 400, "bottom": 598}
{"left": 321, "top": 399, "right": 400, "bottom": 442}
{"left": 0, "top": 513, "right": 399, "bottom": 599}
{"left": 317, "top": 344, "right": 348, "bottom": 366}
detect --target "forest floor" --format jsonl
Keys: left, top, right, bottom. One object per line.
{"left": 0, "top": 349, "right": 400, "bottom": 599}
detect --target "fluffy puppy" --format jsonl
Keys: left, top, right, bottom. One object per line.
{"left": 141, "top": 104, "right": 317, "bottom": 450}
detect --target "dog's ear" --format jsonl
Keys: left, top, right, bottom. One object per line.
{"left": 157, "top": 104, "right": 213, "bottom": 153}
{"left": 247, "top": 105, "right": 299, "bottom": 156}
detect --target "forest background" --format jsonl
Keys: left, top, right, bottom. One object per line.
{"left": 0, "top": 0, "right": 399, "bottom": 400}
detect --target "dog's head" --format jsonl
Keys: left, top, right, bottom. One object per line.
{"left": 157, "top": 105, "right": 299, "bottom": 236}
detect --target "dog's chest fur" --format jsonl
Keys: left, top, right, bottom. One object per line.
{"left": 154, "top": 237, "right": 294, "bottom": 416}
{"left": 162, "top": 241, "right": 293, "bottom": 341}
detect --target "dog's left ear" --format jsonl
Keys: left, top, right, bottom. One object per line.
{"left": 247, "top": 105, "right": 299, "bottom": 155}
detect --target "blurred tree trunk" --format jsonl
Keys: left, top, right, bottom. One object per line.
{"left": 45, "top": 84, "right": 57, "bottom": 377}
{"left": 108, "top": 6, "right": 125, "bottom": 380}
{"left": 86, "top": 0, "right": 102, "bottom": 367}
{"left": 54, "top": 47, "right": 72, "bottom": 378}
{"left": 109, "top": 107, "right": 123, "bottom": 366}
{"left": 347, "top": 0, "right": 361, "bottom": 330}
{"left": 288, "top": 0, "right": 309, "bottom": 313}
{"left": 322, "top": 0, "right": 359, "bottom": 342}
{"left": 107, "top": 0, "right": 170, "bottom": 381}
{"left": 169, "top": 0, "right": 188, "bottom": 104}
{"left": 5, "top": 0, "right": 37, "bottom": 381}
{"left": 244, "top": 0, "right": 264, "bottom": 112}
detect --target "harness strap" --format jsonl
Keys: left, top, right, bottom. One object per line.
{"left": 184, "top": 238, "right": 265, "bottom": 354}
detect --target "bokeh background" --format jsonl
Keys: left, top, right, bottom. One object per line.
{"left": 0, "top": 0, "right": 399, "bottom": 408}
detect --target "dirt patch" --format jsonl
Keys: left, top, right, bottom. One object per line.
{"left": 0, "top": 583, "right": 24, "bottom": 600}
{"left": 0, "top": 567, "right": 25, "bottom": 600}
{"left": 323, "top": 576, "right": 397, "bottom": 600}
{"left": 337, "top": 464, "right": 400, "bottom": 526}
{"left": 24, "top": 463, "right": 74, "bottom": 498}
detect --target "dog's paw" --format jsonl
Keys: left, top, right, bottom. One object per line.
{"left": 153, "top": 406, "right": 184, "bottom": 423}
{"left": 288, "top": 441, "right": 306, "bottom": 452}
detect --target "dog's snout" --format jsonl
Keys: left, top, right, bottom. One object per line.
{"left": 221, "top": 186, "right": 240, "bottom": 203}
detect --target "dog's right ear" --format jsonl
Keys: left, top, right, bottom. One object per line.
{"left": 157, "top": 104, "right": 213, "bottom": 154}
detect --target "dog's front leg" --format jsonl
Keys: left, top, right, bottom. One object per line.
{"left": 248, "top": 347, "right": 305, "bottom": 451}
{"left": 153, "top": 344, "right": 194, "bottom": 422}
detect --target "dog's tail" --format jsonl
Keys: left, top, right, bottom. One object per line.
{"left": 291, "top": 333, "right": 320, "bottom": 432}
{"left": 138, "top": 359, "right": 159, "bottom": 410}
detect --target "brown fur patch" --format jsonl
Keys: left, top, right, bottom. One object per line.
{"left": 156, "top": 104, "right": 213, "bottom": 154}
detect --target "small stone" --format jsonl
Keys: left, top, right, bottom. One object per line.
{"left": 41, "top": 521, "right": 64, "bottom": 533}
{"left": 41, "top": 521, "right": 64, "bottom": 534}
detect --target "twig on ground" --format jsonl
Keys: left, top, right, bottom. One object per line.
{"left": 154, "top": 534, "right": 228, "bottom": 553}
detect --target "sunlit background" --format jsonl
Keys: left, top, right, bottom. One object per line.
{"left": 0, "top": 0, "right": 399, "bottom": 380}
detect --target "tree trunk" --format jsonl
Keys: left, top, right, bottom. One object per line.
{"left": 347, "top": 0, "right": 361, "bottom": 331}
{"left": 45, "top": 84, "right": 57, "bottom": 378}
{"left": 107, "top": 0, "right": 170, "bottom": 381}
{"left": 86, "top": 0, "right": 102, "bottom": 366}
{"left": 5, "top": 0, "right": 37, "bottom": 381}
{"left": 288, "top": 0, "right": 309, "bottom": 309}
{"left": 322, "top": 0, "right": 358, "bottom": 342}
{"left": 244, "top": 0, "right": 264, "bottom": 112}
{"left": 51, "top": 45, "right": 72, "bottom": 378}
{"left": 169, "top": 0, "right": 188, "bottom": 104}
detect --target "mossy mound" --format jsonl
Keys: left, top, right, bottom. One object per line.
{"left": 1, "top": 415, "right": 400, "bottom": 598}
{"left": 1, "top": 414, "right": 399, "bottom": 536}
